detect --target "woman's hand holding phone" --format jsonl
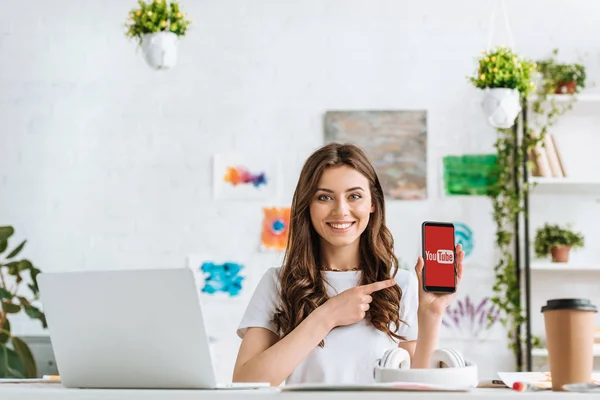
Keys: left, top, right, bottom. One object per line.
{"left": 413, "top": 244, "right": 465, "bottom": 317}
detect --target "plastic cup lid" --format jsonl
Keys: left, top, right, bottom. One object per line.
{"left": 541, "top": 298, "right": 598, "bottom": 313}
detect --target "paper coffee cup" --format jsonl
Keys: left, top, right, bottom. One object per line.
{"left": 541, "top": 298, "right": 598, "bottom": 391}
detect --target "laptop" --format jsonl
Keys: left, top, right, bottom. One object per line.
{"left": 37, "top": 267, "right": 270, "bottom": 389}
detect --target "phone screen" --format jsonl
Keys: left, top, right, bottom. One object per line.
{"left": 422, "top": 222, "right": 456, "bottom": 293}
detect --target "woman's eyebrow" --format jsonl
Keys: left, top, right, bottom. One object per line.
{"left": 316, "top": 186, "right": 365, "bottom": 193}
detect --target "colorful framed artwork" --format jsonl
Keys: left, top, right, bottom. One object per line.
{"left": 213, "top": 153, "right": 279, "bottom": 200}
{"left": 453, "top": 222, "right": 474, "bottom": 258}
{"left": 324, "top": 110, "right": 427, "bottom": 200}
{"left": 187, "top": 254, "right": 246, "bottom": 298}
{"left": 442, "top": 154, "right": 499, "bottom": 196}
{"left": 260, "top": 207, "right": 291, "bottom": 251}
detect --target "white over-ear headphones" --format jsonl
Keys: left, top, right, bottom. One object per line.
{"left": 374, "top": 348, "right": 477, "bottom": 388}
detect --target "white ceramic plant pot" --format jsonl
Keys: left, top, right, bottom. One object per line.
{"left": 141, "top": 32, "right": 178, "bottom": 70}
{"left": 481, "top": 88, "right": 522, "bottom": 129}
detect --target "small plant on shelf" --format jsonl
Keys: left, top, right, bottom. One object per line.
{"left": 0, "top": 226, "right": 47, "bottom": 378}
{"left": 528, "top": 49, "right": 587, "bottom": 165}
{"left": 536, "top": 49, "right": 586, "bottom": 95}
{"left": 534, "top": 223, "right": 584, "bottom": 263}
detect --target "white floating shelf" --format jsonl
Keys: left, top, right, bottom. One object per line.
{"left": 530, "top": 263, "right": 600, "bottom": 271}
{"left": 532, "top": 344, "right": 600, "bottom": 357}
{"left": 528, "top": 177, "right": 600, "bottom": 194}
{"left": 528, "top": 94, "right": 600, "bottom": 103}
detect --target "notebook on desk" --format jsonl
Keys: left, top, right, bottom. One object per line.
{"left": 38, "top": 268, "right": 270, "bottom": 390}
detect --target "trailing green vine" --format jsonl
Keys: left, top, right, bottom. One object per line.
{"left": 488, "top": 126, "right": 525, "bottom": 361}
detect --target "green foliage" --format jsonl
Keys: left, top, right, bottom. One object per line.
{"left": 486, "top": 126, "right": 525, "bottom": 365}
{"left": 534, "top": 223, "right": 584, "bottom": 258}
{"left": 530, "top": 49, "right": 585, "bottom": 151}
{"left": 487, "top": 122, "right": 546, "bottom": 369}
{"left": 484, "top": 48, "right": 584, "bottom": 370}
{"left": 0, "top": 226, "right": 46, "bottom": 378}
{"left": 125, "top": 0, "right": 192, "bottom": 44}
{"left": 537, "top": 49, "right": 586, "bottom": 94}
{"left": 468, "top": 46, "right": 537, "bottom": 96}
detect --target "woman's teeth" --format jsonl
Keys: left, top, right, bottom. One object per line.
{"left": 327, "top": 222, "right": 354, "bottom": 230}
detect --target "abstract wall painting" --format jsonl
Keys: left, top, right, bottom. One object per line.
{"left": 442, "top": 154, "right": 499, "bottom": 196}
{"left": 187, "top": 254, "right": 246, "bottom": 298}
{"left": 213, "top": 153, "right": 279, "bottom": 200}
{"left": 453, "top": 222, "right": 474, "bottom": 258}
{"left": 260, "top": 207, "right": 291, "bottom": 252}
{"left": 324, "top": 110, "right": 427, "bottom": 200}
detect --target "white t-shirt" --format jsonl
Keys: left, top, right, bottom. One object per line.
{"left": 236, "top": 267, "right": 419, "bottom": 385}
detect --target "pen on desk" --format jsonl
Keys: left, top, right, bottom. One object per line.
{"left": 512, "top": 382, "right": 546, "bottom": 392}
{"left": 42, "top": 375, "right": 61, "bottom": 381}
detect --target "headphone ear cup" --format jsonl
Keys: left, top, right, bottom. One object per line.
{"left": 381, "top": 348, "right": 411, "bottom": 369}
{"left": 450, "top": 348, "right": 466, "bottom": 367}
{"left": 431, "top": 348, "right": 466, "bottom": 368}
{"left": 379, "top": 349, "right": 393, "bottom": 367}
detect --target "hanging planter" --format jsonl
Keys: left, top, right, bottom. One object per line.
{"left": 481, "top": 87, "right": 522, "bottom": 129}
{"left": 141, "top": 31, "right": 179, "bottom": 69}
{"left": 125, "top": 0, "right": 192, "bottom": 70}
{"left": 468, "top": 46, "right": 537, "bottom": 129}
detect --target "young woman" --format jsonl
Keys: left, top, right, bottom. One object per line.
{"left": 233, "top": 143, "right": 464, "bottom": 386}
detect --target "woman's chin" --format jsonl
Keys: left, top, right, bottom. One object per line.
{"left": 323, "top": 236, "right": 361, "bottom": 248}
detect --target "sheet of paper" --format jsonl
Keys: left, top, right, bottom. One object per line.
{"left": 281, "top": 382, "right": 472, "bottom": 392}
{"left": 498, "top": 371, "right": 600, "bottom": 390}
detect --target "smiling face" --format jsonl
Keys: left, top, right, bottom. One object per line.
{"left": 309, "top": 165, "right": 375, "bottom": 249}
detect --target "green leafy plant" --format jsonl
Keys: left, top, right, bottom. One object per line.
{"left": 534, "top": 223, "right": 584, "bottom": 258}
{"left": 487, "top": 123, "right": 546, "bottom": 369}
{"left": 0, "top": 226, "right": 46, "bottom": 378}
{"left": 468, "top": 46, "right": 537, "bottom": 96}
{"left": 487, "top": 124, "right": 525, "bottom": 361}
{"left": 125, "top": 0, "right": 192, "bottom": 45}
{"left": 536, "top": 49, "right": 586, "bottom": 95}
{"left": 529, "top": 49, "right": 586, "bottom": 156}
{"left": 484, "top": 48, "right": 585, "bottom": 369}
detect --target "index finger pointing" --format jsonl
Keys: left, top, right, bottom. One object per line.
{"left": 361, "top": 279, "right": 396, "bottom": 294}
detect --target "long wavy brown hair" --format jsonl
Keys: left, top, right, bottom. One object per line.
{"left": 272, "top": 142, "right": 406, "bottom": 346}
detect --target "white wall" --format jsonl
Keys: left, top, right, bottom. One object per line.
{"left": 2, "top": 0, "right": 600, "bottom": 383}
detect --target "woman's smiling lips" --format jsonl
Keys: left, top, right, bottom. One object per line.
{"left": 326, "top": 221, "right": 356, "bottom": 233}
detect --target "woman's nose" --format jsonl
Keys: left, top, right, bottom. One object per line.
{"left": 332, "top": 199, "right": 349, "bottom": 215}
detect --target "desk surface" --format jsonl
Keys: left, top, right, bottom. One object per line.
{"left": 0, "top": 385, "right": 597, "bottom": 399}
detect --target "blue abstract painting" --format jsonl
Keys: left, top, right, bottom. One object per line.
{"left": 200, "top": 261, "right": 245, "bottom": 297}
{"left": 454, "top": 222, "right": 474, "bottom": 258}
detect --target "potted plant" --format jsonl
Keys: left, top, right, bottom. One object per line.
{"left": 0, "top": 226, "right": 47, "bottom": 378}
{"left": 536, "top": 49, "right": 586, "bottom": 95}
{"left": 468, "top": 46, "right": 537, "bottom": 129}
{"left": 125, "top": 0, "right": 192, "bottom": 70}
{"left": 534, "top": 223, "right": 584, "bottom": 263}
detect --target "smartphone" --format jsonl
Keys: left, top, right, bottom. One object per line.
{"left": 421, "top": 221, "right": 456, "bottom": 293}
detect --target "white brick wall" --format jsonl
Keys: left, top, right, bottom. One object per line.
{"left": 2, "top": 0, "right": 600, "bottom": 383}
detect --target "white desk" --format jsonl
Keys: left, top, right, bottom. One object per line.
{"left": 0, "top": 385, "right": 598, "bottom": 399}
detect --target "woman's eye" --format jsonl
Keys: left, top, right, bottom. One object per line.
{"left": 318, "top": 194, "right": 332, "bottom": 201}
{"left": 349, "top": 193, "right": 362, "bottom": 200}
